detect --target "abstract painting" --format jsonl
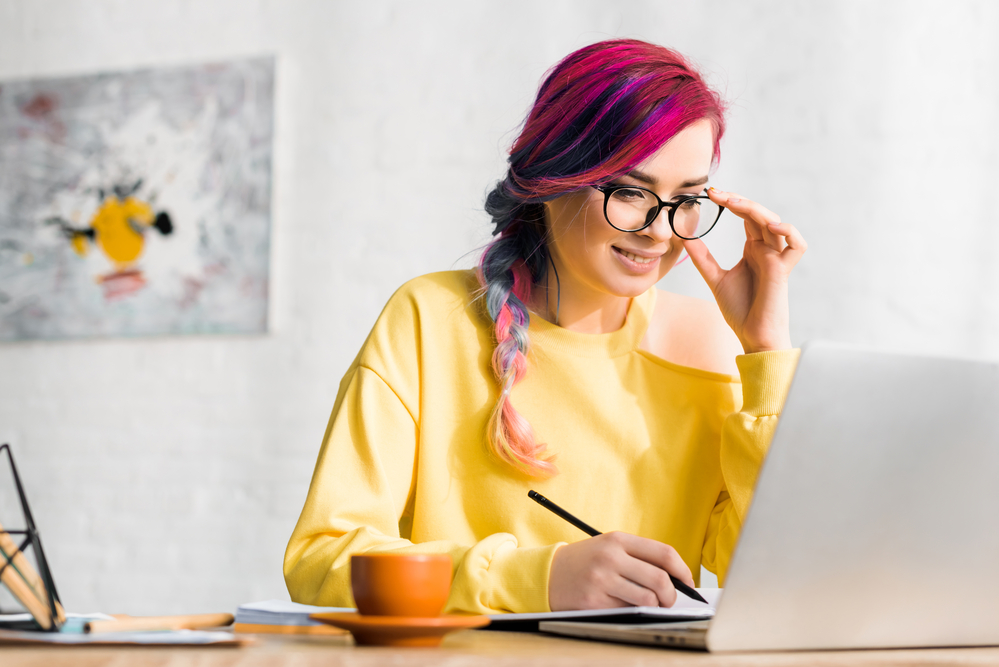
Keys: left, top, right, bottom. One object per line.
{"left": 0, "top": 57, "right": 274, "bottom": 341}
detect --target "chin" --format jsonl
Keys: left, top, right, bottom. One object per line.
{"left": 601, "top": 272, "right": 662, "bottom": 298}
{"left": 599, "top": 259, "right": 676, "bottom": 297}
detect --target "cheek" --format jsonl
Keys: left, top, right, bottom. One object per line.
{"left": 656, "top": 238, "right": 686, "bottom": 278}
{"left": 550, "top": 199, "right": 611, "bottom": 255}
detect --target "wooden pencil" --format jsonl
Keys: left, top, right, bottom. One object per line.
{"left": 85, "top": 612, "right": 235, "bottom": 634}
{"left": 0, "top": 519, "right": 65, "bottom": 628}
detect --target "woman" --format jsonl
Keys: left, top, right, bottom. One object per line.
{"left": 284, "top": 39, "right": 805, "bottom": 614}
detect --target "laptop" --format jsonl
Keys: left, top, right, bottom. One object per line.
{"left": 541, "top": 342, "right": 999, "bottom": 651}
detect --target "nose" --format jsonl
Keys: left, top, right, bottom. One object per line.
{"left": 638, "top": 207, "right": 674, "bottom": 243}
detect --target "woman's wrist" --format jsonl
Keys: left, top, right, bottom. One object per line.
{"left": 739, "top": 334, "right": 793, "bottom": 355}
{"left": 735, "top": 349, "right": 801, "bottom": 417}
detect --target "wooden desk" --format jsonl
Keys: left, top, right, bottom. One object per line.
{"left": 2, "top": 630, "right": 999, "bottom": 666}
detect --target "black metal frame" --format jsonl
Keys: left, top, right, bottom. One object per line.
{"left": 593, "top": 185, "right": 724, "bottom": 239}
{"left": 0, "top": 444, "right": 62, "bottom": 631}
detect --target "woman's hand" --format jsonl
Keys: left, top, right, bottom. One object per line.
{"left": 548, "top": 532, "right": 695, "bottom": 611}
{"left": 683, "top": 189, "right": 807, "bottom": 354}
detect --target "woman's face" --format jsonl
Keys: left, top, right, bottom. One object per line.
{"left": 543, "top": 119, "right": 716, "bottom": 300}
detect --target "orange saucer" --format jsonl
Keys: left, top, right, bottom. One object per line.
{"left": 310, "top": 612, "right": 491, "bottom": 647}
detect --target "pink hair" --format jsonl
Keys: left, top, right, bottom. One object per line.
{"left": 478, "top": 256, "right": 557, "bottom": 477}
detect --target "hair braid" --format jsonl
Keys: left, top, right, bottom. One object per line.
{"left": 477, "top": 178, "right": 557, "bottom": 478}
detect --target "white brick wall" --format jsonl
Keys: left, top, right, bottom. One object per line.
{"left": 0, "top": 0, "right": 996, "bottom": 613}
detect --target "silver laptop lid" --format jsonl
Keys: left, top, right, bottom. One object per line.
{"left": 707, "top": 342, "right": 999, "bottom": 652}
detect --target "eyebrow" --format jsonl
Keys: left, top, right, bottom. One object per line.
{"left": 625, "top": 170, "right": 709, "bottom": 190}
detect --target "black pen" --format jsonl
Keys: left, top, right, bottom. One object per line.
{"left": 528, "top": 490, "right": 709, "bottom": 605}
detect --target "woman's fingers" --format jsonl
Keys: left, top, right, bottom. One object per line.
{"left": 548, "top": 532, "right": 696, "bottom": 611}
{"left": 713, "top": 189, "right": 780, "bottom": 227}
{"left": 712, "top": 189, "right": 787, "bottom": 249}
{"left": 760, "top": 222, "right": 787, "bottom": 252}
{"left": 711, "top": 188, "right": 805, "bottom": 257}
{"left": 606, "top": 533, "right": 693, "bottom": 607}
{"left": 682, "top": 237, "right": 725, "bottom": 292}
{"left": 767, "top": 221, "right": 808, "bottom": 255}
{"left": 619, "top": 532, "right": 695, "bottom": 588}
{"left": 608, "top": 564, "right": 677, "bottom": 608}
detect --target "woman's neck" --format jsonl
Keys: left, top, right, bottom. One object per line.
{"left": 529, "top": 270, "right": 631, "bottom": 335}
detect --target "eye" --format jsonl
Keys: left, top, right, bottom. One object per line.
{"left": 609, "top": 187, "right": 650, "bottom": 203}
{"left": 670, "top": 193, "right": 702, "bottom": 208}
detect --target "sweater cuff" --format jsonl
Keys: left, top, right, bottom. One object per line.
{"left": 736, "top": 348, "right": 801, "bottom": 417}
{"left": 486, "top": 542, "right": 564, "bottom": 613}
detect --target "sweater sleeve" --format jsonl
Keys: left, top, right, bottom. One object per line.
{"left": 701, "top": 348, "right": 801, "bottom": 584}
{"left": 283, "top": 278, "right": 562, "bottom": 615}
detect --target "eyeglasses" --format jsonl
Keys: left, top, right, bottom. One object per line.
{"left": 592, "top": 185, "right": 725, "bottom": 240}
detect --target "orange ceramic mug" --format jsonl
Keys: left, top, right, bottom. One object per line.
{"left": 350, "top": 553, "right": 453, "bottom": 617}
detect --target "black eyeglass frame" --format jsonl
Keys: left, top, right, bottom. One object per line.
{"left": 592, "top": 185, "right": 725, "bottom": 239}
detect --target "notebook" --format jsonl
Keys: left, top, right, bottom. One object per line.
{"left": 486, "top": 589, "right": 717, "bottom": 632}
{"left": 233, "top": 600, "right": 354, "bottom": 635}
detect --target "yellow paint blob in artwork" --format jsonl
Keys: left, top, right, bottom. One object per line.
{"left": 70, "top": 235, "right": 88, "bottom": 256}
{"left": 89, "top": 196, "right": 155, "bottom": 266}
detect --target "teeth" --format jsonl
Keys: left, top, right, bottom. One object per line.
{"left": 619, "top": 249, "right": 655, "bottom": 264}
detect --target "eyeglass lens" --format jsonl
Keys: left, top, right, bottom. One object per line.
{"left": 605, "top": 188, "right": 722, "bottom": 239}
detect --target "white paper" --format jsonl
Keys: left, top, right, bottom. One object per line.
{"left": 237, "top": 599, "right": 354, "bottom": 614}
{"left": 488, "top": 588, "right": 721, "bottom": 623}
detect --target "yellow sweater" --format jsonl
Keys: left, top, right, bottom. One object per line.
{"left": 284, "top": 270, "right": 799, "bottom": 615}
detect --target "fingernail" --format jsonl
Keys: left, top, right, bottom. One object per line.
{"left": 708, "top": 186, "right": 716, "bottom": 192}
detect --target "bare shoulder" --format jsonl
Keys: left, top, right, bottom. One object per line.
{"left": 640, "top": 288, "right": 743, "bottom": 377}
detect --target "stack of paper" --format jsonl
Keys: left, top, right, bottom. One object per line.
{"left": 233, "top": 600, "right": 354, "bottom": 635}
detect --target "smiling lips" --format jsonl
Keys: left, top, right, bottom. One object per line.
{"left": 613, "top": 247, "right": 661, "bottom": 265}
